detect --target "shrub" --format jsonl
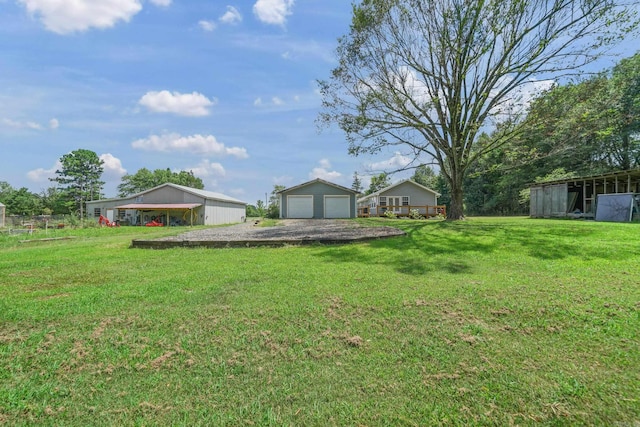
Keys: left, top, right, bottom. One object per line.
{"left": 409, "top": 209, "right": 424, "bottom": 220}
{"left": 383, "top": 209, "right": 397, "bottom": 219}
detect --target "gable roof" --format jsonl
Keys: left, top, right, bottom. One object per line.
{"left": 358, "top": 179, "right": 440, "bottom": 202}
{"left": 86, "top": 183, "right": 246, "bottom": 205}
{"left": 278, "top": 178, "right": 359, "bottom": 194}
{"left": 163, "top": 183, "right": 246, "bottom": 204}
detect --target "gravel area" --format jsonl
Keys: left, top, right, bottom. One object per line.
{"left": 132, "top": 219, "right": 405, "bottom": 248}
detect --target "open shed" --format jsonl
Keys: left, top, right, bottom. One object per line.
{"left": 529, "top": 169, "right": 640, "bottom": 220}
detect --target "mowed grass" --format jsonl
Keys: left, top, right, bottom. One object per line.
{"left": 0, "top": 218, "right": 638, "bottom": 426}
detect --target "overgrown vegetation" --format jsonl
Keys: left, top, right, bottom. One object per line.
{"left": 1, "top": 218, "right": 638, "bottom": 425}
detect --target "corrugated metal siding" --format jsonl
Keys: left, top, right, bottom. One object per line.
{"left": 281, "top": 182, "right": 356, "bottom": 218}
{"left": 143, "top": 186, "right": 201, "bottom": 203}
{"left": 86, "top": 188, "right": 245, "bottom": 225}
{"left": 204, "top": 200, "right": 246, "bottom": 225}
{"left": 380, "top": 181, "right": 437, "bottom": 205}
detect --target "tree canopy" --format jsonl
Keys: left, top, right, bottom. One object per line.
{"left": 459, "top": 52, "right": 640, "bottom": 215}
{"left": 319, "top": 0, "right": 638, "bottom": 219}
{"left": 117, "top": 168, "right": 204, "bottom": 197}
{"left": 365, "top": 172, "right": 391, "bottom": 195}
{"left": 50, "top": 149, "right": 104, "bottom": 218}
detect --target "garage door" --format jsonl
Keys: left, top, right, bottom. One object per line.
{"left": 287, "top": 195, "right": 313, "bottom": 218}
{"left": 325, "top": 195, "right": 350, "bottom": 218}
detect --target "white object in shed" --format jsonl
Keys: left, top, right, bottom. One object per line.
{"left": 324, "top": 195, "right": 351, "bottom": 218}
{"left": 595, "top": 193, "right": 639, "bottom": 222}
{"left": 287, "top": 195, "right": 313, "bottom": 218}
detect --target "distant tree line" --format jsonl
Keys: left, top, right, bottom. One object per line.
{"left": 1, "top": 149, "right": 205, "bottom": 219}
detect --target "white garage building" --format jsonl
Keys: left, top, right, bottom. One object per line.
{"left": 85, "top": 183, "right": 247, "bottom": 226}
{"left": 278, "top": 179, "right": 358, "bottom": 219}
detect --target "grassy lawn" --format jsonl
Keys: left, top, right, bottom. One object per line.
{"left": 0, "top": 218, "right": 638, "bottom": 426}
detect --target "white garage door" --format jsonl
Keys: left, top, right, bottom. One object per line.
{"left": 325, "top": 195, "right": 350, "bottom": 218}
{"left": 287, "top": 195, "right": 313, "bottom": 218}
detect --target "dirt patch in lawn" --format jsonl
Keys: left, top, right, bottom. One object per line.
{"left": 131, "top": 219, "right": 405, "bottom": 249}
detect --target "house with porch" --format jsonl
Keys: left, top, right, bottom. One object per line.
{"left": 357, "top": 179, "right": 445, "bottom": 218}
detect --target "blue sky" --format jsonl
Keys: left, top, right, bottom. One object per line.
{"left": 0, "top": 0, "right": 379, "bottom": 205}
{"left": 1, "top": 0, "right": 639, "bottom": 206}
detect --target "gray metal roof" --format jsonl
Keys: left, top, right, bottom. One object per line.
{"left": 357, "top": 179, "right": 440, "bottom": 203}
{"left": 86, "top": 183, "right": 246, "bottom": 205}
{"left": 166, "top": 183, "right": 246, "bottom": 204}
{"left": 278, "top": 178, "right": 358, "bottom": 194}
{"left": 529, "top": 168, "right": 640, "bottom": 187}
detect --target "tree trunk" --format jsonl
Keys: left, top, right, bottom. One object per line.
{"left": 447, "top": 172, "right": 465, "bottom": 220}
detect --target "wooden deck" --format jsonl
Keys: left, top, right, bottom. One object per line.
{"left": 358, "top": 205, "right": 446, "bottom": 218}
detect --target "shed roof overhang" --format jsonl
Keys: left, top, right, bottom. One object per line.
{"left": 114, "top": 203, "right": 201, "bottom": 210}
{"left": 530, "top": 168, "right": 640, "bottom": 188}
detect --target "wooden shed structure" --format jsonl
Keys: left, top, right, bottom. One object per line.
{"left": 529, "top": 169, "right": 640, "bottom": 220}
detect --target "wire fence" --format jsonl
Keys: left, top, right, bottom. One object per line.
{"left": 3, "top": 215, "right": 81, "bottom": 230}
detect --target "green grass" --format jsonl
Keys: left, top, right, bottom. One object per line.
{"left": 0, "top": 218, "right": 638, "bottom": 426}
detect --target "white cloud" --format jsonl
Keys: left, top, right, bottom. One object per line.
{"left": 220, "top": 6, "right": 242, "bottom": 24}
{"left": 272, "top": 175, "right": 293, "bottom": 186}
{"left": 149, "top": 0, "right": 171, "bottom": 6}
{"left": 199, "top": 20, "right": 216, "bottom": 32}
{"left": 253, "top": 97, "right": 262, "bottom": 106}
{"left": 18, "top": 0, "right": 143, "bottom": 34}
{"left": 253, "top": 0, "right": 294, "bottom": 26}
{"left": 271, "top": 96, "right": 284, "bottom": 106}
{"left": 138, "top": 90, "right": 215, "bottom": 117}
{"left": 368, "top": 152, "right": 414, "bottom": 171}
{"left": 27, "top": 160, "right": 61, "bottom": 183}
{"left": 309, "top": 158, "right": 341, "bottom": 181}
{"left": 1, "top": 117, "right": 57, "bottom": 130}
{"left": 187, "top": 159, "right": 226, "bottom": 178}
{"left": 100, "top": 153, "right": 126, "bottom": 179}
{"left": 131, "top": 132, "right": 249, "bottom": 158}
{"left": 490, "top": 78, "right": 555, "bottom": 119}
{"left": 318, "top": 158, "right": 331, "bottom": 169}
{"left": 2, "top": 118, "right": 41, "bottom": 130}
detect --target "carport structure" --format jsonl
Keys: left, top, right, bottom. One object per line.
{"left": 114, "top": 203, "right": 200, "bottom": 226}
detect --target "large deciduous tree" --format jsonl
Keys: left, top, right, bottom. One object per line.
{"left": 50, "top": 149, "right": 104, "bottom": 219}
{"left": 319, "top": 0, "right": 637, "bottom": 219}
{"left": 117, "top": 168, "right": 204, "bottom": 197}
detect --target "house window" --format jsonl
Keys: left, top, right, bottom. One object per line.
{"left": 94, "top": 208, "right": 101, "bottom": 218}
{"left": 402, "top": 196, "right": 409, "bottom": 206}
{"left": 380, "top": 196, "right": 387, "bottom": 206}
{"left": 118, "top": 210, "right": 126, "bottom": 219}
{"left": 135, "top": 196, "right": 144, "bottom": 203}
